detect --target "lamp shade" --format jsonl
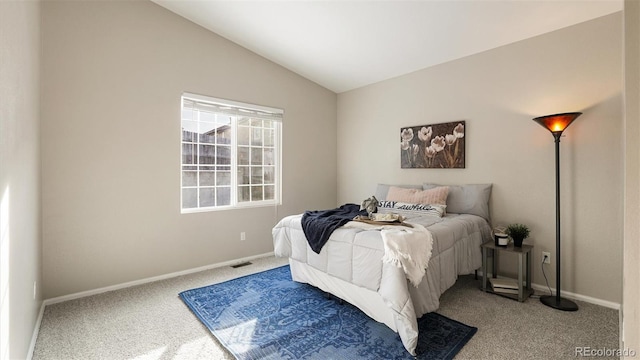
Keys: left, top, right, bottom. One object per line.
{"left": 533, "top": 112, "right": 582, "bottom": 134}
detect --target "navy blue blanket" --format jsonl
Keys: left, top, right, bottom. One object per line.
{"left": 301, "top": 204, "right": 367, "bottom": 254}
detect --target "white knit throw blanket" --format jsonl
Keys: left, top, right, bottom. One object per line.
{"left": 380, "top": 223, "right": 433, "bottom": 287}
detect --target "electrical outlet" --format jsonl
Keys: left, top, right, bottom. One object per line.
{"left": 240, "top": 232, "right": 246, "bottom": 241}
{"left": 542, "top": 251, "right": 551, "bottom": 264}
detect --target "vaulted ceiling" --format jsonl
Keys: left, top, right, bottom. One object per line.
{"left": 152, "top": 0, "right": 623, "bottom": 93}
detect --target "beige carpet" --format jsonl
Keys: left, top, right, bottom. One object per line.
{"left": 32, "top": 256, "right": 619, "bottom": 359}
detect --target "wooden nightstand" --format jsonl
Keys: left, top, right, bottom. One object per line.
{"left": 481, "top": 241, "right": 533, "bottom": 302}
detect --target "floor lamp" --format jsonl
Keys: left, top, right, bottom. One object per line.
{"left": 533, "top": 112, "right": 581, "bottom": 312}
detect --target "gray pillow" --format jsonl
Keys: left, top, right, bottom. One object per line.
{"left": 375, "top": 184, "right": 422, "bottom": 201}
{"left": 423, "top": 183, "right": 492, "bottom": 221}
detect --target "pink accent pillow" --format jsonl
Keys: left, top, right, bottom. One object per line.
{"left": 386, "top": 186, "right": 449, "bottom": 205}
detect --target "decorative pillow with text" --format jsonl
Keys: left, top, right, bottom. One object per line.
{"left": 378, "top": 201, "right": 446, "bottom": 217}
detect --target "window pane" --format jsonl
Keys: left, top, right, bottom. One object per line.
{"left": 217, "top": 145, "right": 231, "bottom": 165}
{"left": 264, "top": 129, "right": 274, "bottom": 146}
{"left": 198, "top": 122, "right": 216, "bottom": 144}
{"left": 238, "top": 166, "right": 250, "bottom": 185}
{"left": 264, "top": 148, "right": 274, "bottom": 165}
{"left": 182, "top": 119, "right": 198, "bottom": 133}
{"left": 182, "top": 144, "right": 195, "bottom": 164}
{"left": 217, "top": 115, "right": 232, "bottom": 125}
{"left": 238, "top": 117, "right": 250, "bottom": 126}
{"left": 216, "top": 116, "right": 232, "bottom": 144}
{"left": 200, "top": 111, "right": 215, "bottom": 123}
{"left": 199, "top": 188, "right": 215, "bottom": 207}
{"left": 238, "top": 186, "right": 250, "bottom": 202}
{"left": 251, "top": 119, "right": 262, "bottom": 127}
{"left": 238, "top": 126, "right": 250, "bottom": 146}
{"left": 182, "top": 171, "right": 197, "bottom": 186}
{"left": 251, "top": 167, "right": 263, "bottom": 184}
{"left": 199, "top": 172, "right": 215, "bottom": 186}
{"left": 182, "top": 188, "right": 197, "bottom": 209}
{"left": 182, "top": 129, "right": 196, "bottom": 142}
{"left": 199, "top": 132, "right": 215, "bottom": 144}
{"left": 182, "top": 108, "right": 195, "bottom": 121}
{"left": 199, "top": 145, "right": 215, "bottom": 164}
{"left": 217, "top": 132, "right": 231, "bottom": 145}
{"left": 251, "top": 147, "right": 262, "bottom": 165}
{"left": 251, "top": 127, "right": 263, "bottom": 146}
{"left": 264, "top": 166, "right": 275, "bottom": 184}
{"left": 217, "top": 171, "right": 231, "bottom": 186}
{"left": 182, "top": 165, "right": 196, "bottom": 171}
{"left": 216, "top": 187, "right": 231, "bottom": 206}
{"left": 251, "top": 186, "right": 263, "bottom": 201}
{"left": 264, "top": 120, "right": 274, "bottom": 129}
{"left": 238, "top": 146, "right": 250, "bottom": 165}
{"left": 264, "top": 185, "right": 275, "bottom": 200}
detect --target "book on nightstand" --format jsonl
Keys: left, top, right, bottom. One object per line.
{"left": 491, "top": 287, "right": 519, "bottom": 295}
{"left": 489, "top": 278, "right": 520, "bottom": 294}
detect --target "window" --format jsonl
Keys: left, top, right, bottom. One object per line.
{"left": 181, "top": 93, "right": 282, "bottom": 212}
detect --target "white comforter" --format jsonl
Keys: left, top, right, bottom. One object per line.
{"left": 272, "top": 212, "right": 492, "bottom": 355}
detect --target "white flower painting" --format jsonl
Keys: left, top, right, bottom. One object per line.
{"left": 400, "top": 121, "right": 465, "bottom": 168}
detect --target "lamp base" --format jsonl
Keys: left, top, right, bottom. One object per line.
{"left": 540, "top": 295, "right": 579, "bottom": 311}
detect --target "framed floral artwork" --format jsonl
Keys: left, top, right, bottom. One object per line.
{"left": 401, "top": 121, "right": 465, "bottom": 168}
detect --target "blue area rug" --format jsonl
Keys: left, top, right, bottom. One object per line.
{"left": 179, "top": 266, "right": 476, "bottom": 360}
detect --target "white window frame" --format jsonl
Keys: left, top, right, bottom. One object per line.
{"left": 180, "top": 92, "right": 283, "bottom": 213}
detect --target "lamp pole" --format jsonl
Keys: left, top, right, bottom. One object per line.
{"left": 539, "top": 133, "right": 579, "bottom": 311}
{"left": 534, "top": 112, "right": 581, "bottom": 312}
{"left": 554, "top": 133, "right": 563, "bottom": 305}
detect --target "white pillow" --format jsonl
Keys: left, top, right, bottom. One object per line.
{"left": 422, "top": 183, "right": 492, "bottom": 221}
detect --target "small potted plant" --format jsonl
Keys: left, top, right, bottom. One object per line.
{"left": 506, "top": 223, "right": 530, "bottom": 247}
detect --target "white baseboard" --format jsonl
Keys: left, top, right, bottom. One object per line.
{"left": 27, "top": 251, "right": 275, "bottom": 360}
{"left": 26, "top": 301, "right": 45, "bottom": 360}
{"left": 531, "top": 283, "right": 620, "bottom": 310}
{"left": 476, "top": 271, "right": 620, "bottom": 310}
{"left": 43, "top": 251, "right": 274, "bottom": 306}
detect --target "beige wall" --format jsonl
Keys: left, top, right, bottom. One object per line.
{"left": 41, "top": 0, "right": 337, "bottom": 299}
{"left": 0, "top": 0, "right": 42, "bottom": 359}
{"left": 624, "top": 0, "right": 640, "bottom": 354}
{"left": 337, "top": 14, "right": 623, "bottom": 303}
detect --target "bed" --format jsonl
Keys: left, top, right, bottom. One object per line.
{"left": 272, "top": 183, "right": 493, "bottom": 355}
